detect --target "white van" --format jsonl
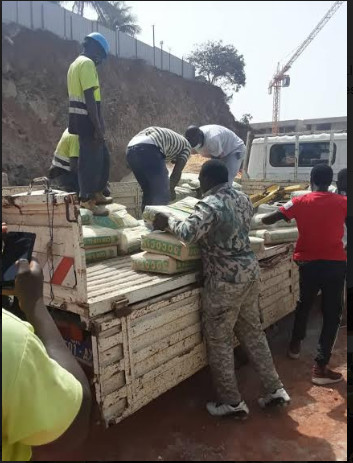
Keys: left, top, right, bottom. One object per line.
{"left": 246, "top": 132, "right": 347, "bottom": 181}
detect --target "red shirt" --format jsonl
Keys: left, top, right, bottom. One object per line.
{"left": 279, "top": 192, "right": 347, "bottom": 262}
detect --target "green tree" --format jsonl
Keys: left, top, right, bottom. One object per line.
{"left": 59, "top": 1, "right": 141, "bottom": 36}
{"left": 239, "top": 113, "right": 253, "bottom": 125}
{"left": 187, "top": 40, "right": 245, "bottom": 95}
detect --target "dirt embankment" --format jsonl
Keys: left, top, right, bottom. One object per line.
{"left": 2, "top": 26, "right": 246, "bottom": 185}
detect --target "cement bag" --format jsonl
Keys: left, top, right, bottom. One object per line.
{"left": 143, "top": 205, "right": 190, "bottom": 224}
{"left": 257, "top": 204, "right": 279, "bottom": 214}
{"left": 141, "top": 231, "right": 201, "bottom": 261}
{"left": 232, "top": 181, "right": 242, "bottom": 190}
{"left": 80, "top": 208, "right": 93, "bottom": 225}
{"left": 249, "top": 227, "right": 298, "bottom": 245}
{"left": 116, "top": 225, "right": 149, "bottom": 255}
{"left": 131, "top": 252, "right": 200, "bottom": 275}
{"left": 249, "top": 236, "right": 265, "bottom": 253}
{"left": 290, "top": 190, "right": 310, "bottom": 199}
{"left": 179, "top": 173, "right": 200, "bottom": 189}
{"left": 170, "top": 196, "right": 199, "bottom": 214}
{"left": 93, "top": 208, "right": 139, "bottom": 229}
{"left": 174, "top": 186, "right": 197, "bottom": 202}
{"left": 82, "top": 225, "right": 119, "bottom": 248}
{"left": 250, "top": 213, "right": 296, "bottom": 230}
{"left": 85, "top": 246, "right": 117, "bottom": 263}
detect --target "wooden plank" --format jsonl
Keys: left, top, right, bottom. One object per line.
{"left": 260, "top": 285, "right": 293, "bottom": 309}
{"left": 130, "top": 287, "right": 200, "bottom": 317}
{"left": 133, "top": 311, "right": 200, "bottom": 352}
{"left": 99, "top": 344, "right": 124, "bottom": 367}
{"left": 102, "top": 397, "right": 128, "bottom": 425}
{"left": 134, "top": 332, "right": 202, "bottom": 378}
{"left": 100, "top": 371, "right": 126, "bottom": 397}
{"left": 260, "top": 277, "right": 292, "bottom": 300}
{"left": 134, "top": 342, "right": 206, "bottom": 394}
{"left": 88, "top": 272, "right": 200, "bottom": 317}
{"left": 131, "top": 293, "right": 199, "bottom": 329}
{"left": 98, "top": 330, "right": 123, "bottom": 353}
{"left": 131, "top": 300, "right": 200, "bottom": 338}
{"left": 133, "top": 322, "right": 201, "bottom": 362}
{"left": 123, "top": 350, "right": 206, "bottom": 423}
{"left": 262, "top": 295, "right": 295, "bottom": 328}
{"left": 99, "top": 359, "right": 125, "bottom": 382}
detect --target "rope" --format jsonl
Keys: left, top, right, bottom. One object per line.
{"left": 46, "top": 191, "right": 55, "bottom": 305}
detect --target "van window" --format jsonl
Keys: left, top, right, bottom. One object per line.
{"left": 269, "top": 142, "right": 336, "bottom": 167}
{"left": 299, "top": 142, "right": 336, "bottom": 166}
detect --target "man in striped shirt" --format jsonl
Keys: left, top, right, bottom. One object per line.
{"left": 126, "top": 127, "right": 192, "bottom": 211}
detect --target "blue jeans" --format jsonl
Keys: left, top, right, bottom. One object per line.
{"left": 126, "top": 144, "right": 170, "bottom": 211}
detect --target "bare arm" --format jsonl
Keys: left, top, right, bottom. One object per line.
{"left": 169, "top": 157, "right": 187, "bottom": 195}
{"left": 84, "top": 88, "right": 104, "bottom": 140}
{"left": 262, "top": 210, "right": 288, "bottom": 226}
{"left": 15, "top": 260, "right": 91, "bottom": 451}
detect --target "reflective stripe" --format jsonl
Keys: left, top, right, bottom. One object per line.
{"left": 69, "top": 96, "right": 86, "bottom": 103}
{"left": 54, "top": 152, "right": 70, "bottom": 164}
{"left": 51, "top": 153, "right": 71, "bottom": 171}
{"left": 69, "top": 107, "right": 88, "bottom": 115}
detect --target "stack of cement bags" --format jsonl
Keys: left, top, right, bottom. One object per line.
{"left": 132, "top": 197, "right": 267, "bottom": 275}
{"left": 80, "top": 204, "right": 149, "bottom": 263}
{"left": 131, "top": 231, "right": 202, "bottom": 275}
{"left": 250, "top": 204, "right": 298, "bottom": 245}
{"left": 174, "top": 173, "right": 243, "bottom": 202}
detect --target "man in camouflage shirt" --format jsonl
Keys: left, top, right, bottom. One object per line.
{"left": 153, "top": 160, "right": 290, "bottom": 418}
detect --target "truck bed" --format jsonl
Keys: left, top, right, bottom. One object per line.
{"left": 87, "top": 256, "right": 199, "bottom": 317}
{"left": 85, "top": 244, "right": 291, "bottom": 319}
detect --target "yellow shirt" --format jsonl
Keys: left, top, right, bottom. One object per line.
{"left": 67, "top": 55, "right": 101, "bottom": 137}
{"left": 51, "top": 129, "right": 79, "bottom": 171}
{"left": 2, "top": 310, "right": 83, "bottom": 461}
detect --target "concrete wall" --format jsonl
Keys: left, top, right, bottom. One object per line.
{"left": 2, "top": 0, "right": 195, "bottom": 80}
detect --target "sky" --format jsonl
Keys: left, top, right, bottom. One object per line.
{"left": 86, "top": 1, "right": 347, "bottom": 123}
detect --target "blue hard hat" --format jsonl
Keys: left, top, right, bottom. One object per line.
{"left": 86, "top": 32, "right": 110, "bottom": 57}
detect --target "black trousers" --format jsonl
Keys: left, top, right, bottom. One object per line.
{"left": 78, "top": 137, "right": 110, "bottom": 201}
{"left": 292, "top": 260, "right": 346, "bottom": 366}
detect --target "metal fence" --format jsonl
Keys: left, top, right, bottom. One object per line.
{"left": 2, "top": 0, "right": 195, "bottom": 79}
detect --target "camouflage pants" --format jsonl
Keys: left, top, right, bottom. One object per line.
{"left": 202, "top": 279, "right": 283, "bottom": 405}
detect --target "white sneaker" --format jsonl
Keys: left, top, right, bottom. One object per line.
{"left": 206, "top": 400, "right": 249, "bottom": 419}
{"left": 258, "top": 387, "right": 291, "bottom": 408}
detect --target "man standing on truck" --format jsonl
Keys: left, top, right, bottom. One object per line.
{"left": 126, "top": 127, "right": 192, "bottom": 211}
{"left": 2, "top": 230, "right": 91, "bottom": 460}
{"left": 153, "top": 160, "right": 290, "bottom": 418}
{"left": 185, "top": 124, "right": 246, "bottom": 186}
{"left": 262, "top": 164, "right": 347, "bottom": 385}
{"left": 67, "top": 32, "right": 112, "bottom": 216}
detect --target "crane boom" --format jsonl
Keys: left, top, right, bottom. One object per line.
{"left": 269, "top": 0, "right": 345, "bottom": 134}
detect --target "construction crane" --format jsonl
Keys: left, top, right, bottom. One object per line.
{"left": 269, "top": 1, "right": 344, "bottom": 135}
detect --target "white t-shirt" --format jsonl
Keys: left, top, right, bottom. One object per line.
{"left": 197, "top": 125, "right": 245, "bottom": 159}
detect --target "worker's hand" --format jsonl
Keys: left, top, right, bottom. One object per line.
{"left": 2, "top": 222, "right": 7, "bottom": 235}
{"left": 153, "top": 213, "right": 169, "bottom": 231}
{"left": 15, "top": 258, "right": 44, "bottom": 314}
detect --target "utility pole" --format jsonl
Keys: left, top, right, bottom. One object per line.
{"left": 160, "top": 40, "right": 164, "bottom": 69}
{"left": 152, "top": 25, "right": 155, "bottom": 66}
{"left": 168, "top": 47, "right": 171, "bottom": 71}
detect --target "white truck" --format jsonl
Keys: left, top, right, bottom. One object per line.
{"left": 241, "top": 130, "right": 347, "bottom": 195}
{"left": 2, "top": 181, "right": 299, "bottom": 427}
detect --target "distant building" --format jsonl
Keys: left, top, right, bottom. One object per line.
{"left": 251, "top": 116, "right": 347, "bottom": 135}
